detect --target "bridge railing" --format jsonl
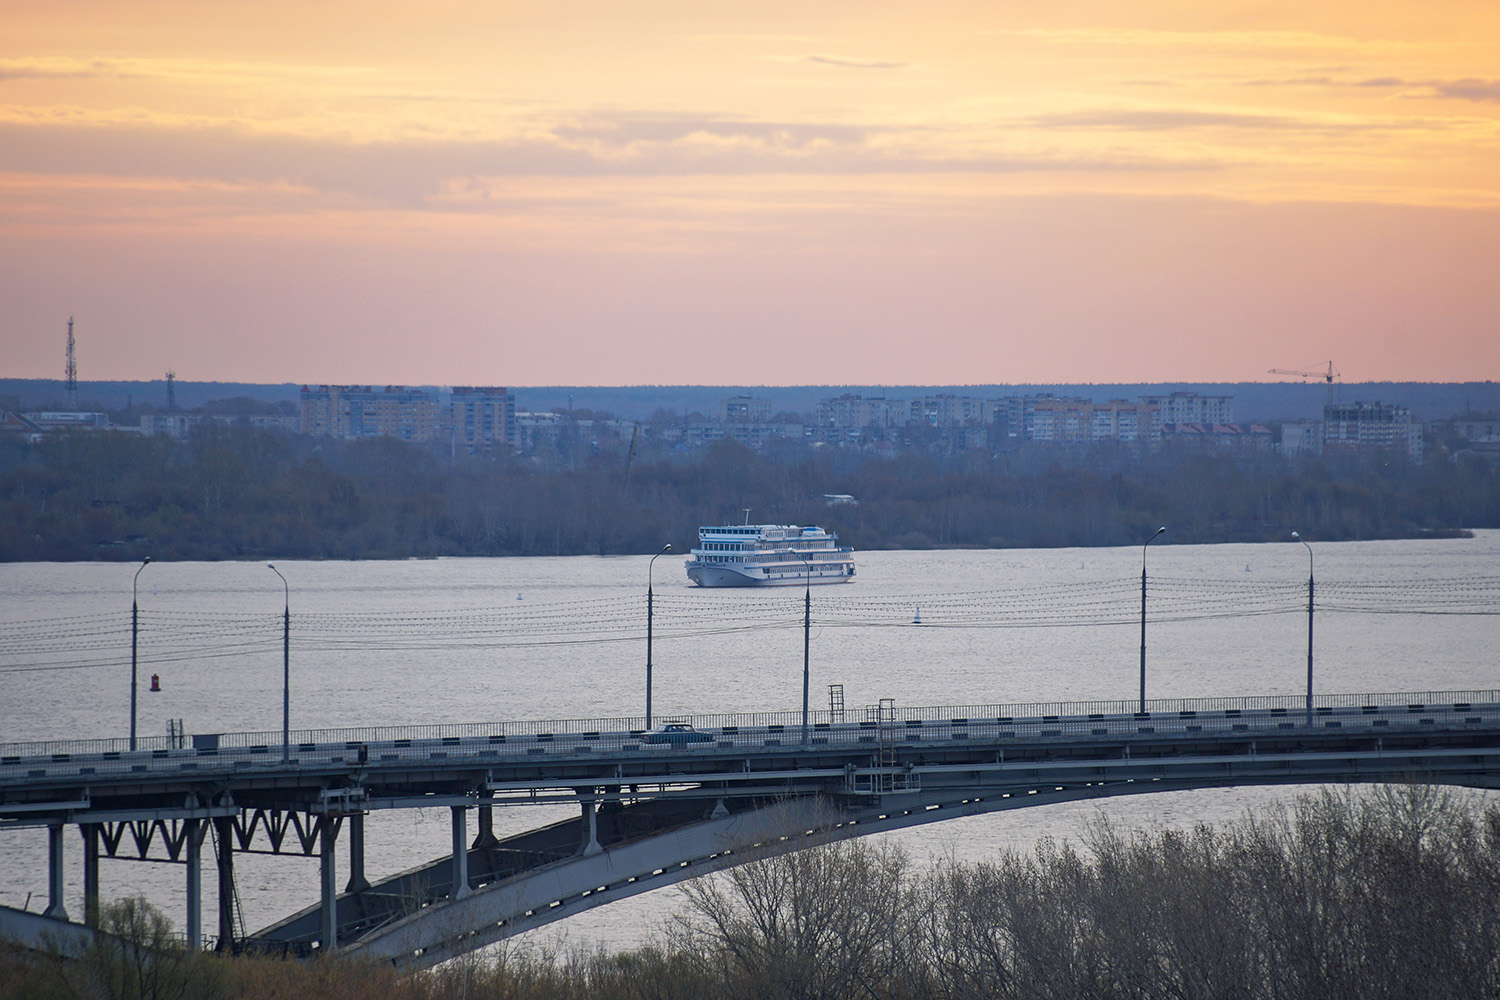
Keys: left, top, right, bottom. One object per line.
{"left": 4, "top": 689, "right": 1498, "bottom": 764}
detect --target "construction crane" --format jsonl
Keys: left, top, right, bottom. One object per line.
{"left": 1268, "top": 361, "right": 1340, "bottom": 406}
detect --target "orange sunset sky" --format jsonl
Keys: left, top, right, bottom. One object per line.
{"left": 3, "top": 0, "right": 1499, "bottom": 386}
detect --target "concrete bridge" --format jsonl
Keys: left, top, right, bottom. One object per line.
{"left": 4, "top": 690, "right": 1500, "bottom": 968}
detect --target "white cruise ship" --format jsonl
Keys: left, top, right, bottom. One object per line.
{"left": 685, "top": 524, "right": 856, "bottom": 587}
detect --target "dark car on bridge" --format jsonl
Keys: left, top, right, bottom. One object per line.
{"left": 642, "top": 722, "right": 714, "bottom": 745}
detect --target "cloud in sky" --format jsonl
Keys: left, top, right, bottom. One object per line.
{"left": 1, "top": 0, "right": 1498, "bottom": 384}
{"left": 803, "top": 54, "right": 909, "bottom": 70}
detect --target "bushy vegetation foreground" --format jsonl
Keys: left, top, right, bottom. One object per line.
{"left": 4, "top": 785, "right": 1499, "bottom": 999}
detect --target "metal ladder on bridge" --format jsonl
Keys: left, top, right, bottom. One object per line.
{"left": 209, "top": 820, "right": 246, "bottom": 948}
{"left": 855, "top": 698, "right": 915, "bottom": 795}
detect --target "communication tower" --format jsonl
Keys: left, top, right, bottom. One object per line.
{"left": 65, "top": 317, "right": 78, "bottom": 409}
{"left": 165, "top": 371, "right": 177, "bottom": 412}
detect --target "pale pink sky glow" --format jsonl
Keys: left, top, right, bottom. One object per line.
{"left": 3, "top": 1, "right": 1499, "bottom": 385}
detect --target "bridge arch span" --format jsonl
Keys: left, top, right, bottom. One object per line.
{"left": 345, "top": 742, "right": 1500, "bottom": 968}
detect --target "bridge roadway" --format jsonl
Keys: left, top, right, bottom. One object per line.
{"left": 4, "top": 690, "right": 1500, "bottom": 967}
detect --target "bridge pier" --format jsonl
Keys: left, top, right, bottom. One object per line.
{"left": 184, "top": 818, "right": 207, "bottom": 950}
{"left": 214, "top": 816, "right": 235, "bottom": 949}
{"left": 43, "top": 823, "right": 66, "bottom": 920}
{"left": 345, "top": 814, "right": 369, "bottom": 894}
{"left": 474, "top": 805, "right": 496, "bottom": 849}
{"left": 319, "top": 818, "right": 338, "bottom": 951}
{"left": 81, "top": 823, "right": 100, "bottom": 928}
{"left": 450, "top": 807, "right": 471, "bottom": 898}
{"left": 580, "top": 798, "right": 602, "bottom": 856}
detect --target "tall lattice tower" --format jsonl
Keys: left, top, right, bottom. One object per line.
{"left": 165, "top": 371, "right": 177, "bottom": 412}
{"left": 65, "top": 317, "right": 78, "bottom": 410}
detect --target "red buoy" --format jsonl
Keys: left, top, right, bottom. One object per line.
{"left": 149, "top": 674, "right": 160, "bottom": 692}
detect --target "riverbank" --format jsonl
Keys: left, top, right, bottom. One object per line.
{"left": 3, "top": 427, "right": 1495, "bottom": 562}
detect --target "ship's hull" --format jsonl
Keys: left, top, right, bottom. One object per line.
{"left": 686, "top": 563, "right": 855, "bottom": 587}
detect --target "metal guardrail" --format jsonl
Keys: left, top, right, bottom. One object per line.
{"left": 3, "top": 689, "right": 1496, "bottom": 762}
{"left": 2, "top": 691, "right": 1498, "bottom": 794}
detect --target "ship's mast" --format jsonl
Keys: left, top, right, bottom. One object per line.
{"left": 65, "top": 317, "right": 78, "bottom": 410}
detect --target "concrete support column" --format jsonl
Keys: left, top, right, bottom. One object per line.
{"left": 43, "top": 823, "right": 67, "bottom": 920}
{"left": 214, "top": 816, "right": 236, "bottom": 949}
{"left": 184, "top": 818, "right": 206, "bottom": 951}
{"left": 581, "top": 799, "right": 602, "bottom": 856}
{"left": 319, "top": 819, "right": 338, "bottom": 952}
{"left": 345, "top": 814, "right": 369, "bottom": 894}
{"left": 475, "top": 805, "right": 496, "bottom": 848}
{"left": 82, "top": 824, "right": 101, "bottom": 928}
{"left": 450, "top": 806, "right": 472, "bottom": 899}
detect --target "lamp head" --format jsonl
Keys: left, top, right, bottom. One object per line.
{"left": 663, "top": 543, "right": 671, "bottom": 552}
{"left": 1291, "top": 531, "right": 1300, "bottom": 540}
{"left": 142, "top": 556, "right": 151, "bottom": 566}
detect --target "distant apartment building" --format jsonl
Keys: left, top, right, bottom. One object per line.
{"left": 22, "top": 411, "right": 111, "bottom": 431}
{"left": 1163, "top": 422, "right": 1275, "bottom": 453}
{"left": 299, "top": 385, "right": 440, "bottom": 443}
{"left": 451, "top": 386, "right": 516, "bottom": 452}
{"left": 722, "top": 396, "right": 772, "bottom": 424}
{"left": 909, "top": 394, "right": 987, "bottom": 427}
{"left": 816, "top": 394, "right": 907, "bottom": 431}
{"left": 1438, "top": 417, "right": 1500, "bottom": 446}
{"left": 992, "top": 395, "right": 1063, "bottom": 440}
{"left": 1140, "top": 391, "right": 1234, "bottom": 429}
{"left": 1323, "top": 401, "right": 1422, "bottom": 462}
{"left": 1278, "top": 419, "right": 1323, "bottom": 457}
{"left": 1000, "top": 396, "right": 1160, "bottom": 446}
{"left": 1087, "top": 400, "right": 1158, "bottom": 444}
{"left": 139, "top": 413, "right": 298, "bottom": 439}
{"left": 1027, "top": 397, "right": 1095, "bottom": 443}
{"left": 813, "top": 394, "right": 908, "bottom": 445}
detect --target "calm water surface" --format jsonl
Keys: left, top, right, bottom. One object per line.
{"left": 2, "top": 535, "right": 1497, "bottom": 950}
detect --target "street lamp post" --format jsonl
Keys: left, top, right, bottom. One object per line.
{"left": 1292, "top": 532, "right": 1314, "bottom": 725}
{"left": 797, "top": 554, "right": 812, "bottom": 744}
{"left": 130, "top": 557, "right": 152, "bottom": 751}
{"left": 267, "top": 564, "right": 289, "bottom": 761}
{"left": 645, "top": 544, "right": 671, "bottom": 729}
{"left": 1140, "top": 526, "right": 1165, "bottom": 714}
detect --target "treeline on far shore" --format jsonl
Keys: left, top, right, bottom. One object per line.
{"left": 3, "top": 785, "right": 1497, "bottom": 999}
{"left": 1, "top": 425, "right": 1497, "bottom": 562}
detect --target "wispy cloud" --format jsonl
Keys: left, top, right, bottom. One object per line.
{"left": 1240, "top": 74, "right": 1500, "bottom": 103}
{"left": 1354, "top": 75, "right": 1500, "bottom": 102}
{"left": 804, "top": 55, "right": 908, "bottom": 70}
{"left": 554, "top": 115, "right": 871, "bottom": 148}
{"left": 0, "top": 57, "right": 141, "bottom": 81}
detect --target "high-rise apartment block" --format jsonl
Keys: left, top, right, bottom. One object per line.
{"left": 815, "top": 395, "right": 908, "bottom": 432}
{"left": 299, "top": 386, "right": 440, "bottom": 442}
{"left": 1323, "top": 401, "right": 1422, "bottom": 462}
{"left": 909, "top": 395, "right": 987, "bottom": 427}
{"left": 994, "top": 395, "right": 1160, "bottom": 445}
{"left": 722, "top": 396, "right": 772, "bottom": 424}
{"left": 1140, "top": 391, "right": 1234, "bottom": 427}
{"left": 451, "top": 386, "right": 516, "bottom": 451}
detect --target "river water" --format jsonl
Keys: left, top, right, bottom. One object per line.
{"left": 2, "top": 533, "right": 1497, "bottom": 951}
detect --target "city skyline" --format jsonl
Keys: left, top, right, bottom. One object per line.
{"left": 3, "top": 1, "right": 1499, "bottom": 386}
